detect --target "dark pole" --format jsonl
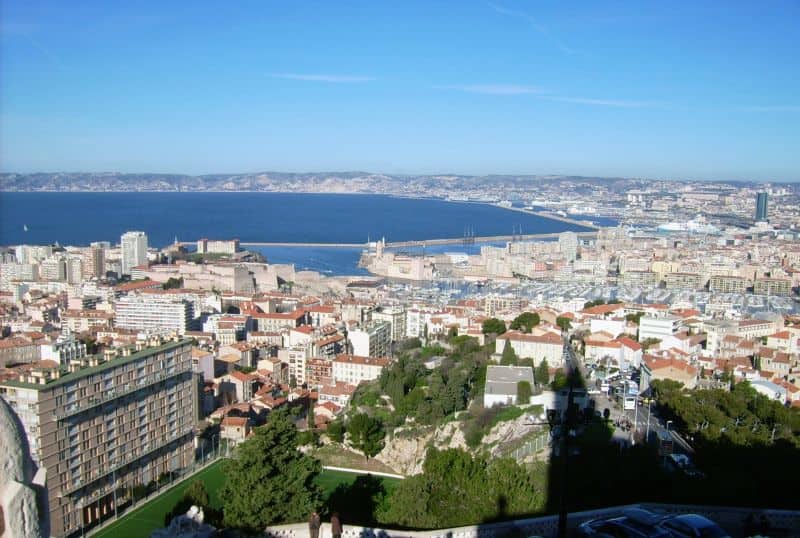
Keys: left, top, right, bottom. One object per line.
{"left": 557, "top": 382, "right": 574, "bottom": 538}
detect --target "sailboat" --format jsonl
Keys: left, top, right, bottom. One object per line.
{"left": 23, "top": 224, "right": 28, "bottom": 232}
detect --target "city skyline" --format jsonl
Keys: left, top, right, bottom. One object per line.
{"left": 2, "top": 1, "right": 799, "bottom": 181}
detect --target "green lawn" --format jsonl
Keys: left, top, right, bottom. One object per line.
{"left": 91, "top": 462, "right": 399, "bottom": 538}
{"left": 92, "top": 461, "right": 226, "bottom": 538}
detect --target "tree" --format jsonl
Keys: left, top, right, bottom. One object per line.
{"left": 482, "top": 318, "right": 506, "bottom": 335}
{"left": 551, "top": 370, "right": 568, "bottom": 391}
{"left": 500, "top": 339, "right": 517, "bottom": 365}
{"left": 556, "top": 316, "right": 572, "bottom": 331}
{"left": 509, "top": 312, "right": 540, "bottom": 333}
{"left": 517, "top": 381, "right": 532, "bottom": 404}
{"left": 289, "top": 374, "right": 297, "bottom": 389}
{"left": 327, "top": 419, "right": 345, "bottom": 443}
{"left": 162, "top": 277, "right": 184, "bottom": 290}
{"left": 535, "top": 359, "right": 550, "bottom": 386}
{"left": 625, "top": 312, "right": 644, "bottom": 325}
{"left": 347, "top": 413, "right": 385, "bottom": 459}
{"left": 640, "top": 337, "right": 661, "bottom": 351}
{"left": 220, "top": 410, "right": 322, "bottom": 533}
{"left": 164, "top": 480, "right": 212, "bottom": 525}
{"left": 377, "top": 448, "right": 544, "bottom": 528}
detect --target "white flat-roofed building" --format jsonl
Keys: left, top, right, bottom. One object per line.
{"left": 483, "top": 365, "right": 535, "bottom": 407}
{"left": 115, "top": 295, "right": 194, "bottom": 335}
{"left": 638, "top": 315, "right": 680, "bottom": 342}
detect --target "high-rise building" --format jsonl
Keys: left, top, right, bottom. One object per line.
{"left": 558, "top": 231, "right": 579, "bottom": 262}
{"left": 755, "top": 192, "right": 768, "bottom": 222}
{"left": 0, "top": 338, "right": 196, "bottom": 537}
{"left": 40, "top": 254, "right": 67, "bottom": 281}
{"left": 121, "top": 231, "right": 148, "bottom": 276}
{"left": 66, "top": 255, "right": 84, "bottom": 284}
{"left": 82, "top": 245, "right": 106, "bottom": 279}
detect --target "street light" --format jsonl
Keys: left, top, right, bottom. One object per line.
{"left": 645, "top": 400, "right": 653, "bottom": 442}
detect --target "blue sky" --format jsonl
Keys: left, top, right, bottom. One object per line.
{"left": 1, "top": 1, "right": 798, "bottom": 181}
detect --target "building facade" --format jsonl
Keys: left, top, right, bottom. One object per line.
{"left": 0, "top": 338, "right": 196, "bottom": 538}
{"left": 121, "top": 231, "right": 148, "bottom": 276}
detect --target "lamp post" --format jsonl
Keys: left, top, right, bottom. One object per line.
{"left": 645, "top": 400, "right": 653, "bottom": 443}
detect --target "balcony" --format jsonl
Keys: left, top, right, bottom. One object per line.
{"left": 56, "top": 366, "right": 192, "bottom": 420}
{"left": 61, "top": 426, "right": 193, "bottom": 496}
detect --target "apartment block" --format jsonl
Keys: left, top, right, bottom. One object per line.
{"left": 332, "top": 354, "right": 390, "bottom": 385}
{"left": 709, "top": 275, "right": 747, "bottom": 294}
{"left": 115, "top": 295, "right": 194, "bottom": 335}
{"left": 754, "top": 278, "right": 792, "bottom": 297}
{"left": 348, "top": 321, "right": 391, "bottom": 358}
{"left": 0, "top": 338, "right": 196, "bottom": 538}
{"left": 372, "top": 307, "right": 406, "bottom": 342}
{"left": 121, "top": 231, "right": 148, "bottom": 276}
{"left": 664, "top": 272, "right": 705, "bottom": 291}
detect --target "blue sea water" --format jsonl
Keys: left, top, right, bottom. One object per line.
{"left": 0, "top": 192, "right": 593, "bottom": 275}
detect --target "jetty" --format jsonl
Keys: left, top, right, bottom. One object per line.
{"left": 176, "top": 230, "right": 598, "bottom": 250}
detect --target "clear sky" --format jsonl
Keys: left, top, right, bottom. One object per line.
{"left": 1, "top": 1, "right": 798, "bottom": 181}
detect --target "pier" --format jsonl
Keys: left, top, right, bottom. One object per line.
{"left": 175, "top": 230, "right": 599, "bottom": 250}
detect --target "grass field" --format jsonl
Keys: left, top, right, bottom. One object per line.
{"left": 91, "top": 462, "right": 400, "bottom": 538}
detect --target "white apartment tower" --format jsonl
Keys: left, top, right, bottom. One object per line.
{"left": 121, "top": 231, "right": 148, "bottom": 276}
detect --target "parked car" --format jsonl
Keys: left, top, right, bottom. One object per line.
{"left": 578, "top": 508, "right": 672, "bottom": 537}
{"left": 657, "top": 514, "right": 730, "bottom": 538}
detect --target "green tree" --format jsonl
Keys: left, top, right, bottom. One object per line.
{"left": 347, "top": 413, "right": 385, "bottom": 459}
{"left": 517, "top": 380, "right": 532, "bottom": 404}
{"left": 377, "top": 448, "right": 543, "bottom": 528}
{"left": 482, "top": 318, "right": 506, "bottom": 335}
{"left": 500, "top": 339, "right": 517, "bottom": 365}
{"left": 551, "top": 370, "right": 568, "bottom": 391}
{"left": 640, "top": 337, "right": 661, "bottom": 350}
{"left": 509, "top": 312, "right": 540, "bottom": 333}
{"left": 535, "top": 359, "right": 550, "bottom": 386}
{"left": 625, "top": 312, "right": 644, "bottom": 325}
{"left": 162, "top": 277, "right": 184, "bottom": 290}
{"left": 327, "top": 419, "right": 345, "bottom": 443}
{"left": 220, "top": 410, "right": 322, "bottom": 533}
{"left": 289, "top": 374, "right": 297, "bottom": 389}
{"left": 556, "top": 316, "right": 572, "bottom": 331}
{"left": 164, "top": 480, "right": 213, "bottom": 525}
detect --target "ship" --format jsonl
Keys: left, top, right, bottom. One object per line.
{"left": 657, "top": 217, "right": 719, "bottom": 235}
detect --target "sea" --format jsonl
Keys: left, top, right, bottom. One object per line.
{"left": 0, "top": 192, "right": 605, "bottom": 276}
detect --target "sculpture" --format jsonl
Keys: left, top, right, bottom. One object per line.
{"left": 0, "top": 397, "right": 49, "bottom": 537}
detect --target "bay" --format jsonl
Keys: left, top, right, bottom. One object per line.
{"left": 0, "top": 192, "right": 592, "bottom": 247}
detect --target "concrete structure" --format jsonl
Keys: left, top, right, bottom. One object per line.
{"left": 0, "top": 339, "right": 196, "bottom": 538}
{"left": 372, "top": 307, "right": 406, "bottom": 342}
{"left": 348, "top": 321, "right": 391, "bottom": 358}
{"left": 82, "top": 245, "right": 106, "bottom": 279}
{"left": 121, "top": 231, "right": 148, "bottom": 276}
{"left": 483, "top": 365, "right": 535, "bottom": 407}
{"left": 196, "top": 239, "right": 239, "bottom": 255}
{"left": 638, "top": 316, "right": 680, "bottom": 342}
{"left": 115, "top": 295, "right": 194, "bottom": 335}
{"left": 754, "top": 278, "right": 792, "bottom": 297}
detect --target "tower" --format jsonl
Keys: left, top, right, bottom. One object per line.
{"left": 755, "top": 192, "right": 768, "bottom": 222}
{"left": 121, "top": 231, "right": 148, "bottom": 276}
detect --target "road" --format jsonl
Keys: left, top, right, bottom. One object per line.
{"left": 565, "top": 334, "right": 693, "bottom": 454}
